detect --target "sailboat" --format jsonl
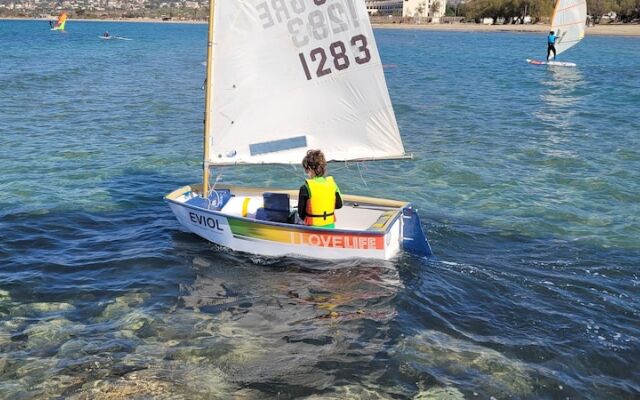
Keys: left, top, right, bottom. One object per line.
{"left": 527, "top": 0, "right": 587, "bottom": 67}
{"left": 50, "top": 12, "right": 67, "bottom": 32}
{"left": 165, "top": 0, "right": 433, "bottom": 260}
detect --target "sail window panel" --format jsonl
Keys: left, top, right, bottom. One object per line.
{"left": 250, "top": 136, "right": 308, "bottom": 156}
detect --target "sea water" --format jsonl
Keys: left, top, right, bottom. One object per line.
{"left": 0, "top": 20, "right": 639, "bottom": 398}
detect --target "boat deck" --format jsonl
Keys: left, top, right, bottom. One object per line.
{"left": 171, "top": 185, "right": 404, "bottom": 233}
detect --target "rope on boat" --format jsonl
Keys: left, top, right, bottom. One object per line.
{"left": 205, "top": 170, "right": 224, "bottom": 209}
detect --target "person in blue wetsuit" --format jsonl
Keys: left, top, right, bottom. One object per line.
{"left": 547, "top": 31, "right": 558, "bottom": 61}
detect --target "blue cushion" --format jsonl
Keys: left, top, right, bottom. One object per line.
{"left": 256, "top": 192, "right": 290, "bottom": 223}
{"left": 263, "top": 192, "right": 289, "bottom": 211}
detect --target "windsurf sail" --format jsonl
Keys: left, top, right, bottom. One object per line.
{"left": 550, "top": 0, "right": 587, "bottom": 56}
{"left": 52, "top": 12, "right": 67, "bottom": 31}
{"left": 205, "top": 0, "right": 405, "bottom": 165}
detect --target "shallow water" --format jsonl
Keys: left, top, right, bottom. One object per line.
{"left": 1, "top": 20, "right": 639, "bottom": 399}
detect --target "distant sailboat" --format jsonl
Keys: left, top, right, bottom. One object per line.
{"left": 527, "top": 0, "right": 587, "bottom": 67}
{"left": 51, "top": 12, "right": 67, "bottom": 32}
{"left": 164, "top": 0, "right": 433, "bottom": 260}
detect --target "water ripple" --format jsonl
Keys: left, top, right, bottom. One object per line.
{"left": 1, "top": 21, "right": 639, "bottom": 399}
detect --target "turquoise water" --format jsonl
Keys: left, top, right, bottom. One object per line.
{"left": 1, "top": 20, "right": 639, "bottom": 398}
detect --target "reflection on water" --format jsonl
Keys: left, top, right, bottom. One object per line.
{"left": 530, "top": 67, "right": 587, "bottom": 174}
{"left": 177, "top": 257, "right": 403, "bottom": 392}
{"left": 536, "top": 67, "right": 585, "bottom": 129}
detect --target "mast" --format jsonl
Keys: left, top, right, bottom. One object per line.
{"left": 202, "top": 0, "right": 215, "bottom": 196}
{"left": 550, "top": 0, "right": 561, "bottom": 32}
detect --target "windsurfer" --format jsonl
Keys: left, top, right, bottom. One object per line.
{"left": 547, "top": 30, "right": 558, "bottom": 61}
{"left": 297, "top": 150, "right": 343, "bottom": 228}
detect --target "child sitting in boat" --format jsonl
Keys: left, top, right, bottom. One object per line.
{"left": 297, "top": 150, "right": 343, "bottom": 228}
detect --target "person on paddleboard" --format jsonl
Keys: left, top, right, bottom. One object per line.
{"left": 297, "top": 150, "right": 343, "bottom": 228}
{"left": 547, "top": 30, "right": 558, "bottom": 61}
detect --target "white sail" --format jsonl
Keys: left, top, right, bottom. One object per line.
{"left": 551, "top": 0, "right": 587, "bottom": 57}
{"left": 206, "top": 0, "right": 405, "bottom": 165}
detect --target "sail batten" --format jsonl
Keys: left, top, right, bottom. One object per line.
{"left": 206, "top": 0, "right": 404, "bottom": 166}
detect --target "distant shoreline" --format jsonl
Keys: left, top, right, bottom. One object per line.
{"left": 372, "top": 22, "right": 640, "bottom": 37}
{"left": 2, "top": 17, "right": 639, "bottom": 36}
{"left": 0, "top": 16, "right": 205, "bottom": 24}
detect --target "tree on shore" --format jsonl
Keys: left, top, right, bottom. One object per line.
{"left": 615, "top": 0, "right": 640, "bottom": 21}
{"left": 589, "top": 0, "right": 640, "bottom": 21}
{"left": 461, "top": 0, "right": 639, "bottom": 22}
{"left": 431, "top": 1, "right": 442, "bottom": 17}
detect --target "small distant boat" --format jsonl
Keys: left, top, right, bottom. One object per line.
{"left": 527, "top": 0, "right": 586, "bottom": 67}
{"left": 165, "top": 0, "right": 433, "bottom": 260}
{"left": 50, "top": 12, "right": 67, "bottom": 32}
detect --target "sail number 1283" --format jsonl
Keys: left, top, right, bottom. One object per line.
{"left": 298, "top": 34, "right": 371, "bottom": 81}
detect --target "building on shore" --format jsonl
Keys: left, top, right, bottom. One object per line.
{"left": 365, "top": 0, "right": 403, "bottom": 16}
{"left": 366, "top": 0, "right": 447, "bottom": 22}
{"left": 402, "top": 0, "right": 447, "bottom": 23}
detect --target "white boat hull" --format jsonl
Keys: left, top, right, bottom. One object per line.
{"left": 165, "top": 184, "right": 432, "bottom": 260}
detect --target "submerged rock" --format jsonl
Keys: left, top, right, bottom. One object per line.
{"left": 25, "top": 318, "right": 79, "bottom": 350}
{"left": 67, "top": 376, "right": 177, "bottom": 400}
{"left": 394, "top": 331, "right": 532, "bottom": 398}
{"left": 34, "top": 374, "right": 85, "bottom": 398}
{"left": 0, "top": 381, "right": 29, "bottom": 400}
{"left": 414, "top": 386, "right": 466, "bottom": 400}
{"left": 306, "top": 385, "right": 392, "bottom": 399}
{"left": 142, "top": 309, "right": 217, "bottom": 342}
{"left": 66, "top": 364, "right": 234, "bottom": 400}
{"left": 0, "top": 356, "right": 8, "bottom": 375}
{"left": 214, "top": 324, "right": 272, "bottom": 376}
{"left": 231, "top": 388, "right": 269, "bottom": 399}
{"left": 11, "top": 302, "right": 75, "bottom": 317}
{"left": 15, "top": 357, "right": 58, "bottom": 379}
{"left": 82, "top": 338, "right": 136, "bottom": 356}
{"left": 58, "top": 339, "right": 90, "bottom": 359}
{"left": 99, "top": 292, "right": 151, "bottom": 321}
{"left": 0, "top": 317, "right": 25, "bottom": 348}
{"left": 174, "top": 365, "right": 233, "bottom": 397}
{"left": 0, "top": 331, "right": 10, "bottom": 347}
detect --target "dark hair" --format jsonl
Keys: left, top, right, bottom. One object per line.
{"left": 550, "top": 31, "right": 554, "bottom": 34}
{"left": 302, "top": 149, "right": 327, "bottom": 177}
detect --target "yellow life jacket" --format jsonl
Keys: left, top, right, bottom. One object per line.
{"left": 305, "top": 176, "right": 338, "bottom": 227}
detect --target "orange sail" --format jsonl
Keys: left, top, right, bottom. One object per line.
{"left": 52, "top": 12, "right": 67, "bottom": 31}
